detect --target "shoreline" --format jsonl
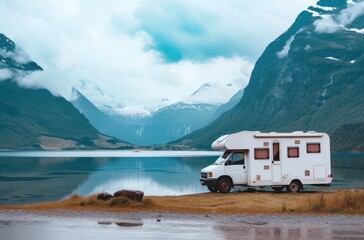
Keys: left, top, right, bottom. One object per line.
{"left": 1, "top": 189, "right": 363, "bottom": 215}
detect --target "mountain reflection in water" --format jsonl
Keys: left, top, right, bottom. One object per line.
{"left": 0, "top": 152, "right": 363, "bottom": 205}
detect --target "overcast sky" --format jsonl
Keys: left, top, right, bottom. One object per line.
{"left": 0, "top": 0, "right": 317, "bottom": 108}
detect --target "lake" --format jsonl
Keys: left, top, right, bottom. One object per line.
{"left": 0, "top": 151, "right": 363, "bottom": 205}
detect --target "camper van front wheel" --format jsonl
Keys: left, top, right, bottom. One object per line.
{"left": 218, "top": 178, "right": 232, "bottom": 193}
{"left": 287, "top": 180, "right": 301, "bottom": 193}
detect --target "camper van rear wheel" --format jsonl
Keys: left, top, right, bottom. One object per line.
{"left": 207, "top": 186, "right": 218, "bottom": 192}
{"left": 271, "top": 186, "right": 284, "bottom": 192}
{"left": 218, "top": 178, "right": 232, "bottom": 193}
{"left": 287, "top": 180, "right": 301, "bottom": 193}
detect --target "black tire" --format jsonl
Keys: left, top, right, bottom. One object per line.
{"left": 271, "top": 186, "right": 284, "bottom": 192}
{"left": 218, "top": 178, "right": 232, "bottom": 193}
{"left": 286, "top": 180, "right": 301, "bottom": 193}
{"left": 207, "top": 186, "right": 218, "bottom": 192}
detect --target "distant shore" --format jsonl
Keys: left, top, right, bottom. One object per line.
{"left": 1, "top": 189, "right": 363, "bottom": 215}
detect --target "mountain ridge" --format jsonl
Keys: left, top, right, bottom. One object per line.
{"left": 0, "top": 33, "right": 130, "bottom": 150}
{"left": 174, "top": 0, "right": 364, "bottom": 151}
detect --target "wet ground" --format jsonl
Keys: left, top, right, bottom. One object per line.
{"left": 0, "top": 210, "right": 364, "bottom": 240}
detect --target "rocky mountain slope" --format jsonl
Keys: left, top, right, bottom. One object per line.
{"left": 176, "top": 0, "right": 364, "bottom": 151}
{"left": 0, "top": 33, "right": 129, "bottom": 150}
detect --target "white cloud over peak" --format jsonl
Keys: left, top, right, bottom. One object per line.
{"left": 0, "top": 0, "right": 315, "bottom": 108}
{"left": 314, "top": 1, "right": 364, "bottom": 33}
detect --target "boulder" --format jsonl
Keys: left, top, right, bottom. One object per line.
{"left": 97, "top": 192, "right": 113, "bottom": 201}
{"left": 114, "top": 190, "right": 144, "bottom": 202}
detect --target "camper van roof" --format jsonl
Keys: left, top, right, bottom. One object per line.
{"left": 211, "top": 131, "right": 327, "bottom": 150}
{"left": 254, "top": 131, "right": 323, "bottom": 138}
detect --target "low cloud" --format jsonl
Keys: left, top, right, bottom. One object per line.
{"left": 0, "top": 0, "right": 315, "bottom": 108}
{"left": 314, "top": 1, "right": 364, "bottom": 33}
{"left": 0, "top": 68, "right": 13, "bottom": 80}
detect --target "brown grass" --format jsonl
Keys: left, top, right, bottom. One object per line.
{"left": 1, "top": 190, "right": 363, "bottom": 215}
{"left": 298, "top": 190, "right": 364, "bottom": 214}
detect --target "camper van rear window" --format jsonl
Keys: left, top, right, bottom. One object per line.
{"left": 254, "top": 148, "right": 269, "bottom": 160}
{"left": 307, "top": 143, "right": 321, "bottom": 153}
{"left": 287, "top": 147, "right": 299, "bottom": 158}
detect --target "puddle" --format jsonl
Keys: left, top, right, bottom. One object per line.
{"left": 98, "top": 221, "right": 143, "bottom": 227}
{"left": 115, "top": 222, "right": 143, "bottom": 227}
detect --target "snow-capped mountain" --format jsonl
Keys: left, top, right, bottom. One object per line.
{"left": 186, "top": 80, "right": 246, "bottom": 104}
{"left": 71, "top": 78, "right": 246, "bottom": 145}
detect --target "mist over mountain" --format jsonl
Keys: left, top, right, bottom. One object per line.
{"left": 72, "top": 81, "right": 242, "bottom": 146}
{"left": 0, "top": 33, "right": 129, "bottom": 150}
{"left": 176, "top": 0, "right": 364, "bottom": 151}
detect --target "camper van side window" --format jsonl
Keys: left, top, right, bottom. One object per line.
{"left": 307, "top": 143, "right": 321, "bottom": 153}
{"left": 287, "top": 147, "right": 299, "bottom": 158}
{"left": 254, "top": 148, "right": 269, "bottom": 160}
{"left": 229, "top": 152, "right": 245, "bottom": 165}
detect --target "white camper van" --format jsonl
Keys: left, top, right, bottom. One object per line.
{"left": 200, "top": 131, "right": 333, "bottom": 193}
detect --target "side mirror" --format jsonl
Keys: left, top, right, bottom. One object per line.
{"left": 225, "top": 160, "right": 232, "bottom": 166}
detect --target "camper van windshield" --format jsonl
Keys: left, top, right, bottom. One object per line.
{"left": 215, "top": 150, "right": 232, "bottom": 165}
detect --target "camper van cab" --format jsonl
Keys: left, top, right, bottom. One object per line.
{"left": 200, "top": 131, "right": 333, "bottom": 193}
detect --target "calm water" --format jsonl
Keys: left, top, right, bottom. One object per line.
{"left": 0, "top": 151, "right": 363, "bottom": 205}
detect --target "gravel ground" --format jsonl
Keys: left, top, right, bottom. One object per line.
{"left": 1, "top": 210, "right": 364, "bottom": 239}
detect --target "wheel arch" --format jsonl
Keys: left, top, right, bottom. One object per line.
{"left": 290, "top": 178, "right": 303, "bottom": 190}
{"left": 217, "top": 175, "right": 233, "bottom": 185}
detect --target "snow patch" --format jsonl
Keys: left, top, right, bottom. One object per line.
{"left": 313, "top": 4, "right": 337, "bottom": 12}
{"left": 185, "top": 80, "right": 245, "bottom": 104}
{"left": 97, "top": 104, "right": 152, "bottom": 117}
{"left": 306, "top": 9, "right": 321, "bottom": 17}
{"left": 347, "top": 0, "right": 355, "bottom": 4}
{"left": 346, "top": 27, "right": 364, "bottom": 34}
{"left": 304, "top": 45, "right": 312, "bottom": 51}
{"left": 325, "top": 56, "right": 341, "bottom": 61}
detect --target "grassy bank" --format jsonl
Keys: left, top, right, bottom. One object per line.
{"left": 1, "top": 190, "right": 363, "bottom": 215}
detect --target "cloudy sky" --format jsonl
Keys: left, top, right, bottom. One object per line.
{"left": 0, "top": 0, "right": 316, "bottom": 109}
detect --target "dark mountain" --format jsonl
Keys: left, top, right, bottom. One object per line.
{"left": 176, "top": 0, "right": 364, "bottom": 150}
{"left": 331, "top": 122, "right": 364, "bottom": 152}
{"left": 0, "top": 33, "right": 130, "bottom": 150}
{"left": 0, "top": 33, "right": 42, "bottom": 72}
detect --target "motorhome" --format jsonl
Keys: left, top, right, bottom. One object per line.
{"left": 200, "top": 131, "right": 333, "bottom": 193}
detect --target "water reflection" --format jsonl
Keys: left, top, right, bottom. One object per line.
{"left": 0, "top": 152, "right": 363, "bottom": 205}
{"left": 0, "top": 154, "right": 215, "bottom": 205}
{"left": 71, "top": 157, "right": 213, "bottom": 197}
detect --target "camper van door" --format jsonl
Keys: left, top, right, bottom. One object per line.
{"left": 272, "top": 142, "right": 282, "bottom": 182}
{"left": 224, "top": 152, "right": 247, "bottom": 184}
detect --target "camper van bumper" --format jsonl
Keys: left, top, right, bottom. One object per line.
{"left": 200, "top": 178, "right": 218, "bottom": 187}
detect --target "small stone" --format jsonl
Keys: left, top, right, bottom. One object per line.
{"left": 97, "top": 192, "right": 113, "bottom": 201}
